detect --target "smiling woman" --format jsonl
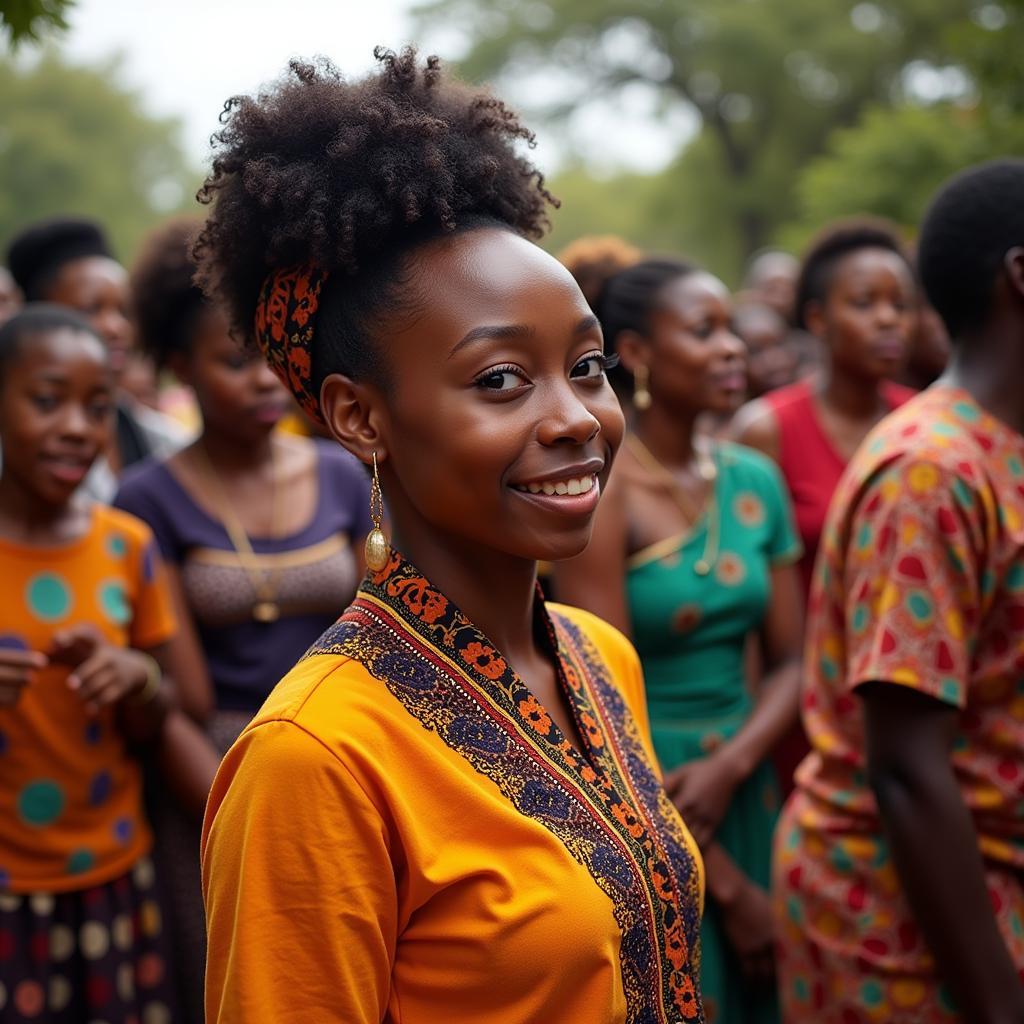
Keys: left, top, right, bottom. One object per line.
{"left": 194, "top": 47, "right": 706, "bottom": 1024}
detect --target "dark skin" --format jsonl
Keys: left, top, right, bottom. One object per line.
{"left": 321, "top": 227, "right": 624, "bottom": 746}
{"left": 156, "top": 307, "right": 362, "bottom": 812}
{"left": 732, "top": 248, "right": 918, "bottom": 462}
{"left": 0, "top": 329, "right": 169, "bottom": 737}
{"left": 553, "top": 272, "right": 804, "bottom": 979}
{"left": 862, "top": 246, "right": 1024, "bottom": 1023}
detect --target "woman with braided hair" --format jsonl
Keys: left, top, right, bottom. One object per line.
{"left": 197, "top": 49, "right": 705, "bottom": 1024}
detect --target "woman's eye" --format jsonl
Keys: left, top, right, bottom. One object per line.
{"left": 475, "top": 367, "right": 528, "bottom": 392}
{"left": 31, "top": 394, "right": 58, "bottom": 412}
{"left": 571, "top": 353, "right": 616, "bottom": 380}
{"left": 691, "top": 322, "right": 715, "bottom": 339}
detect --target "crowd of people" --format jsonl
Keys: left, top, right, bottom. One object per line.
{"left": 0, "top": 45, "right": 1022, "bottom": 1024}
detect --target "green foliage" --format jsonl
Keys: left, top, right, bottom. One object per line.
{"left": 0, "top": 50, "right": 200, "bottom": 266}
{"left": 1, "top": 0, "right": 75, "bottom": 48}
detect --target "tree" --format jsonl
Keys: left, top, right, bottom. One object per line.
{"left": 412, "top": 0, "right": 964, "bottom": 277}
{"left": 1, "top": 0, "right": 75, "bottom": 48}
{"left": 0, "top": 50, "right": 200, "bottom": 265}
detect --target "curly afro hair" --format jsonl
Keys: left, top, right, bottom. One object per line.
{"left": 130, "top": 216, "right": 207, "bottom": 368}
{"left": 794, "top": 217, "right": 911, "bottom": 331}
{"left": 194, "top": 47, "right": 558, "bottom": 390}
{"left": 917, "top": 159, "right": 1024, "bottom": 340}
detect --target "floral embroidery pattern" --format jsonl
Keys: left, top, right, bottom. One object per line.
{"left": 307, "top": 554, "right": 704, "bottom": 1023}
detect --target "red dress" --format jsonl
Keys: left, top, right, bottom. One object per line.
{"left": 763, "top": 377, "right": 914, "bottom": 794}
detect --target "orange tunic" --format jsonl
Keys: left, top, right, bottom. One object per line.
{"left": 0, "top": 505, "right": 175, "bottom": 893}
{"left": 203, "top": 553, "right": 705, "bottom": 1023}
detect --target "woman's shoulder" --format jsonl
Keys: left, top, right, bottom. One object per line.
{"left": 716, "top": 440, "right": 787, "bottom": 494}
{"left": 91, "top": 501, "right": 160, "bottom": 551}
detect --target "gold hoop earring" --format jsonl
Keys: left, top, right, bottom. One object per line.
{"left": 633, "top": 364, "right": 652, "bottom": 411}
{"left": 364, "top": 451, "right": 390, "bottom": 572}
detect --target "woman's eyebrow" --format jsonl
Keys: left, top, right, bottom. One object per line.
{"left": 448, "top": 314, "right": 600, "bottom": 359}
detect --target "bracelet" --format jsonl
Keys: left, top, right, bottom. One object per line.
{"left": 130, "top": 653, "right": 162, "bottom": 706}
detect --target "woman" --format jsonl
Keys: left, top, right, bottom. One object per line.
{"left": 555, "top": 259, "right": 804, "bottom": 1024}
{"left": 114, "top": 215, "right": 372, "bottom": 1021}
{"left": 774, "top": 159, "right": 1024, "bottom": 1024}
{"left": 731, "top": 221, "right": 918, "bottom": 796}
{"left": 196, "top": 50, "right": 705, "bottom": 1024}
{"left": 6, "top": 218, "right": 188, "bottom": 502}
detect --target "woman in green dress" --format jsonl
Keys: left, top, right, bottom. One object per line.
{"left": 556, "top": 257, "right": 804, "bottom": 1024}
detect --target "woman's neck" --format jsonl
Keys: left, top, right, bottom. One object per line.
{"left": 945, "top": 327, "right": 1024, "bottom": 437}
{"left": 198, "top": 427, "right": 276, "bottom": 474}
{"left": 0, "top": 475, "right": 87, "bottom": 542}
{"left": 820, "top": 359, "right": 889, "bottom": 420}
{"left": 631, "top": 401, "right": 700, "bottom": 466}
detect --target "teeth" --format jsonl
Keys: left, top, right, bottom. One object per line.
{"left": 514, "top": 475, "right": 597, "bottom": 496}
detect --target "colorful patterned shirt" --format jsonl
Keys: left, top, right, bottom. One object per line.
{"left": 0, "top": 505, "right": 176, "bottom": 892}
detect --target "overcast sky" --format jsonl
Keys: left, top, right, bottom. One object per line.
{"left": 51, "top": 0, "right": 693, "bottom": 176}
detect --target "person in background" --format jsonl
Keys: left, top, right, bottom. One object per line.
{"left": 775, "top": 158, "right": 1024, "bottom": 1024}
{"left": 114, "top": 214, "right": 373, "bottom": 1021}
{"left": 558, "top": 234, "right": 643, "bottom": 310}
{"left": 0, "top": 266, "right": 22, "bottom": 324}
{"left": 198, "top": 49, "right": 704, "bottom": 1023}
{"left": 733, "top": 302, "right": 799, "bottom": 400}
{"left": 0, "top": 304, "right": 178, "bottom": 1023}
{"left": 555, "top": 257, "right": 804, "bottom": 1024}
{"left": 6, "top": 218, "right": 189, "bottom": 503}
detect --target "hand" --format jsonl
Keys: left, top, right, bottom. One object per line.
{"left": 664, "top": 752, "right": 742, "bottom": 848}
{"left": 48, "top": 625, "right": 148, "bottom": 713}
{"left": 0, "top": 647, "right": 48, "bottom": 706}
{"left": 718, "top": 880, "right": 776, "bottom": 982}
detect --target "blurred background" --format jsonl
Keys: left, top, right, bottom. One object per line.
{"left": 2, "top": 0, "right": 1022, "bottom": 284}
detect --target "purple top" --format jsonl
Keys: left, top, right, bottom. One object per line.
{"left": 115, "top": 440, "right": 371, "bottom": 712}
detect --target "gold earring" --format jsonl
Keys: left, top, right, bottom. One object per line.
{"left": 633, "top": 364, "right": 652, "bottom": 411}
{"left": 364, "top": 451, "right": 390, "bottom": 572}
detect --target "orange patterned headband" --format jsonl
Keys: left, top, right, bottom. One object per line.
{"left": 253, "top": 263, "right": 330, "bottom": 425}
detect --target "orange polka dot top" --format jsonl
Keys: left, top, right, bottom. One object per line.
{"left": 0, "top": 505, "right": 176, "bottom": 892}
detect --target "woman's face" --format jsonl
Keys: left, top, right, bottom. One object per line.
{"left": 641, "top": 272, "right": 748, "bottom": 415}
{"left": 46, "top": 257, "right": 134, "bottom": 380}
{"left": 337, "top": 228, "right": 625, "bottom": 564}
{"left": 812, "top": 248, "right": 916, "bottom": 381}
{"left": 0, "top": 329, "right": 114, "bottom": 507}
{"left": 179, "top": 306, "right": 291, "bottom": 444}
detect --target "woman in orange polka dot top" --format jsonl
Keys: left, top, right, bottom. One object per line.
{"left": 774, "top": 160, "right": 1024, "bottom": 1023}
{"left": 555, "top": 257, "right": 805, "bottom": 1024}
{"left": 0, "top": 306, "right": 178, "bottom": 1022}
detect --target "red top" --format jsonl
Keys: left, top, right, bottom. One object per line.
{"left": 763, "top": 378, "right": 915, "bottom": 597}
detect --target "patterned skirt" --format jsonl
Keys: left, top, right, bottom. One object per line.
{"left": 0, "top": 856, "right": 176, "bottom": 1023}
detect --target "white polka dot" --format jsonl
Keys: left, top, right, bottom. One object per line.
{"left": 48, "top": 975, "right": 71, "bottom": 1011}
{"left": 143, "top": 1002, "right": 171, "bottom": 1024}
{"left": 117, "top": 962, "right": 135, "bottom": 1002}
{"left": 29, "top": 892, "right": 54, "bottom": 916}
{"left": 132, "top": 857, "right": 154, "bottom": 890}
{"left": 0, "top": 892, "right": 21, "bottom": 912}
{"left": 79, "top": 921, "right": 109, "bottom": 960}
{"left": 112, "top": 913, "right": 133, "bottom": 952}
{"left": 50, "top": 924, "right": 75, "bottom": 962}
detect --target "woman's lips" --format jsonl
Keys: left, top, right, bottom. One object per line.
{"left": 510, "top": 475, "right": 602, "bottom": 516}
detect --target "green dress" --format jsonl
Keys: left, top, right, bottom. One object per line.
{"left": 626, "top": 441, "right": 800, "bottom": 1024}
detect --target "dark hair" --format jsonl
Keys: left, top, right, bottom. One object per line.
{"left": 918, "top": 158, "right": 1024, "bottom": 340}
{"left": 793, "top": 218, "right": 911, "bottom": 331}
{"left": 558, "top": 236, "right": 644, "bottom": 308}
{"left": 6, "top": 218, "right": 115, "bottom": 302}
{"left": 131, "top": 216, "right": 207, "bottom": 368}
{"left": 0, "top": 303, "right": 102, "bottom": 379}
{"left": 193, "top": 48, "right": 557, "bottom": 391}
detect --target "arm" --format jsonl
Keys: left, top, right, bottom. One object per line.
{"left": 666, "top": 561, "right": 803, "bottom": 846}
{"left": 862, "top": 683, "right": 1024, "bottom": 1024}
{"left": 728, "top": 399, "right": 781, "bottom": 463}
{"left": 552, "top": 465, "right": 632, "bottom": 635}
{"left": 159, "top": 709, "right": 222, "bottom": 820}
{"left": 203, "top": 720, "right": 397, "bottom": 1023}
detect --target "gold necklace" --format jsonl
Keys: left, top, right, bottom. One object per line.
{"left": 625, "top": 433, "right": 721, "bottom": 576}
{"left": 193, "top": 441, "right": 283, "bottom": 623}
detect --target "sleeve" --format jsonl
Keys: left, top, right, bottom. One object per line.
{"left": 758, "top": 455, "right": 803, "bottom": 566}
{"left": 113, "top": 466, "right": 184, "bottom": 563}
{"left": 842, "top": 456, "right": 988, "bottom": 708}
{"left": 128, "top": 530, "right": 177, "bottom": 650}
{"left": 202, "top": 719, "right": 397, "bottom": 1024}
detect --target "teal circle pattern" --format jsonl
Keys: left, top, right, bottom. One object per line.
{"left": 106, "top": 533, "right": 128, "bottom": 559}
{"left": 18, "top": 779, "right": 65, "bottom": 827}
{"left": 25, "top": 573, "right": 72, "bottom": 622}
{"left": 67, "top": 848, "right": 96, "bottom": 875}
{"left": 97, "top": 580, "right": 130, "bottom": 626}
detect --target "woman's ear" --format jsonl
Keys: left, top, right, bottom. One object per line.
{"left": 320, "top": 373, "right": 390, "bottom": 466}
{"left": 166, "top": 351, "right": 193, "bottom": 389}
{"left": 615, "top": 329, "right": 650, "bottom": 376}
{"left": 803, "top": 300, "right": 827, "bottom": 341}
{"left": 1005, "top": 246, "right": 1024, "bottom": 303}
